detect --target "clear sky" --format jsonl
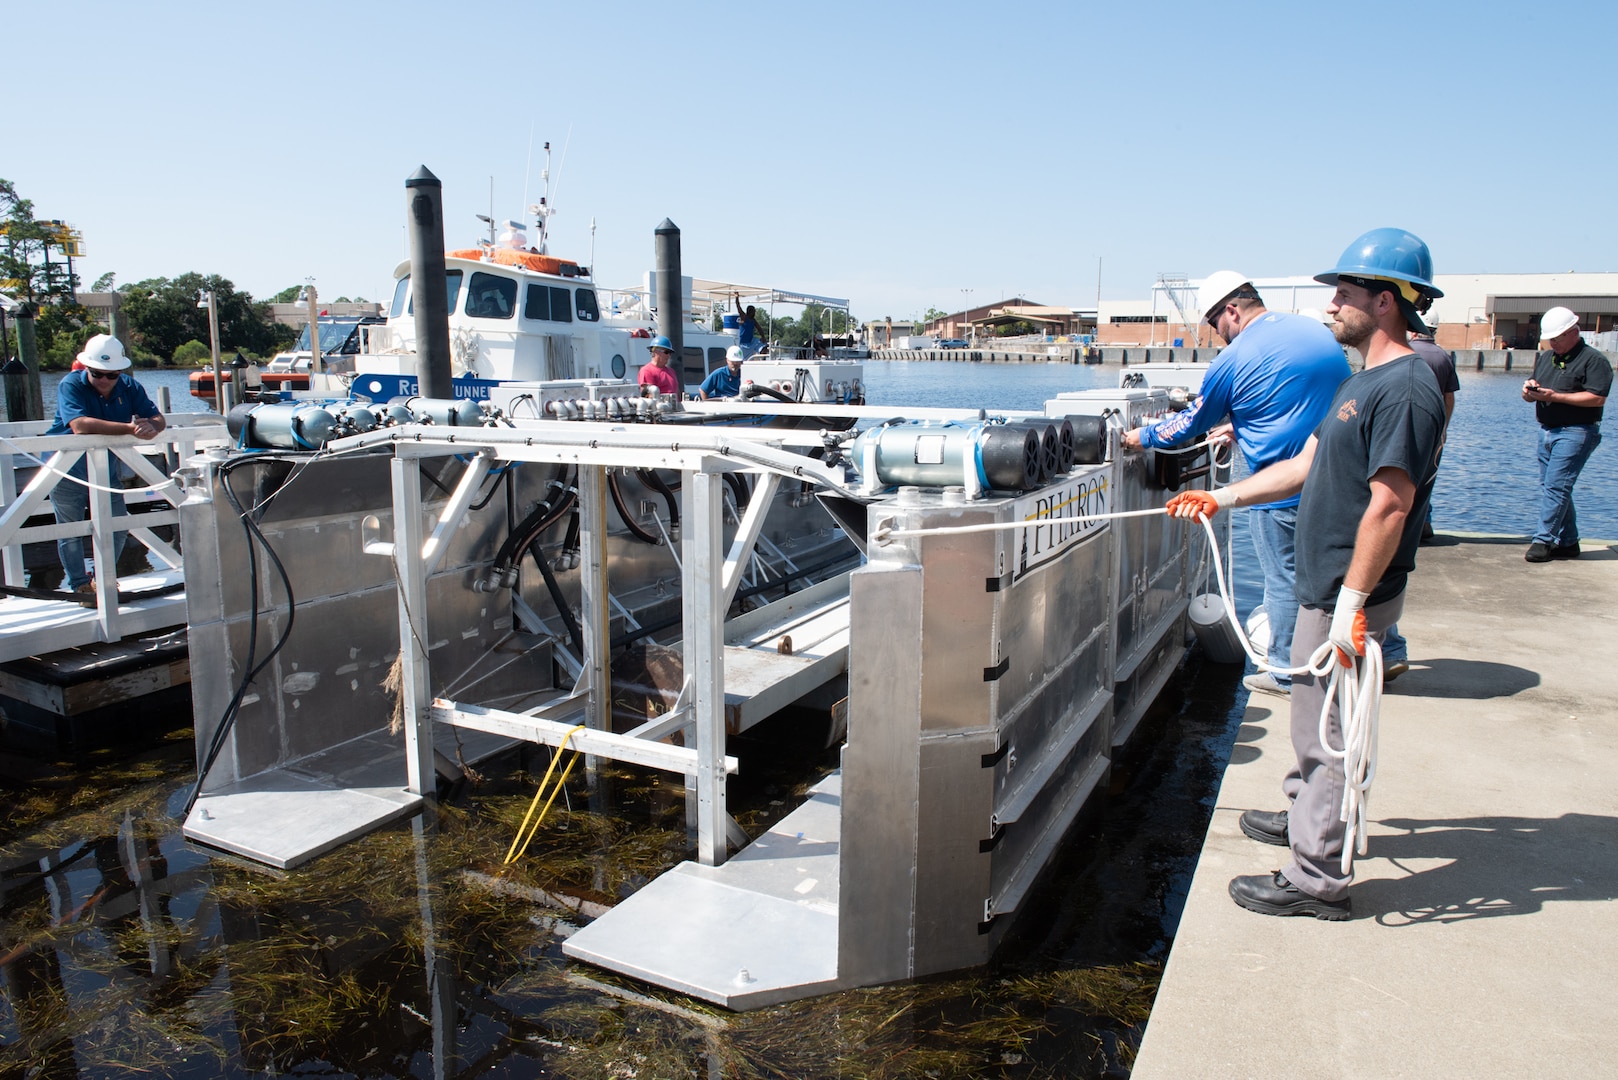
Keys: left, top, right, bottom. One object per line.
{"left": 8, "top": 0, "right": 1613, "bottom": 324}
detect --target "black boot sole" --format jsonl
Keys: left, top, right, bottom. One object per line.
{"left": 1228, "top": 880, "right": 1351, "bottom": 920}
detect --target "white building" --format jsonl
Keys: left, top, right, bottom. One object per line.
{"left": 1099, "top": 272, "right": 1618, "bottom": 349}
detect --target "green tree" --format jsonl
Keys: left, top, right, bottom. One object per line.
{"left": 2, "top": 178, "right": 92, "bottom": 368}
{"left": 270, "top": 285, "right": 302, "bottom": 303}
{"left": 993, "top": 320, "right": 1039, "bottom": 338}
{"left": 919, "top": 306, "right": 947, "bottom": 329}
{"left": 173, "top": 339, "right": 211, "bottom": 365}
{"left": 122, "top": 272, "right": 283, "bottom": 361}
{"left": 92, "top": 271, "right": 117, "bottom": 292}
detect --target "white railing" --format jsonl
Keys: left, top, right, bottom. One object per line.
{"left": 0, "top": 415, "right": 230, "bottom": 635}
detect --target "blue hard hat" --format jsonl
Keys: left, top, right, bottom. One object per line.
{"left": 1314, "top": 227, "right": 1443, "bottom": 299}
{"left": 650, "top": 335, "right": 673, "bottom": 352}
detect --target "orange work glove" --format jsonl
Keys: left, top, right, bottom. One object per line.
{"left": 1328, "top": 586, "right": 1369, "bottom": 666}
{"left": 1164, "top": 487, "right": 1234, "bottom": 520}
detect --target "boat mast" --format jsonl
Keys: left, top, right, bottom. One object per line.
{"left": 528, "top": 142, "right": 555, "bottom": 256}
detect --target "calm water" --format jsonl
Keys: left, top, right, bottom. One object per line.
{"left": 5, "top": 358, "right": 1607, "bottom": 1078}
{"left": 861, "top": 360, "right": 1618, "bottom": 541}
{"left": 47, "top": 362, "right": 1617, "bottom": 540}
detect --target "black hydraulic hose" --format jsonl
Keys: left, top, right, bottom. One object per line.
{"left": 636, "top": 468, "right": 679, "bottom": 529}
{"left": 561, "top": 505, "right": 580, "bottom": 554}
{"left": 509, "top": 488, "right": 577, "bottom": 569}
{"left": 469, "top": 463, "right": 510, "bottom": 512}
{"left": 490, "top": 465, "right": 571, "bottom": 571}
{"left": 529, "top": 542, "right": 585, "bottom": 661}
{"left": 743, "top": 383, "right": 796, "bottom": 404}
{"left": 607, "top": 469, "right": 662, "bottom": 545}
{"left": 420, "top": 460, "right": 455, "bottom": 497}
{"left": 723, "top": 470, "right": 751, "bottom": 511}
{"left": 184, "top": 453, "right": 301, "bottom": 817}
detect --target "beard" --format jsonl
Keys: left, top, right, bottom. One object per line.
{"left": 1331, "top": 306, "right": 1375, "bottom": 350}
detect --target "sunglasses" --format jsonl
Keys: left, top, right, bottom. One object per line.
{"left": 87, "top": 370, "right": 120, "bottom": 381}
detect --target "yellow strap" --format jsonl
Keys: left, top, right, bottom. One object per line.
{"left": 503, "top": 723, "right": 588, "bottom": 864}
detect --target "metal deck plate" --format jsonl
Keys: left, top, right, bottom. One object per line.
{"left": 0, "top": 569, "right": 187, "bottom": 663}
{"left": 183, "top": 724, "right": 515, "bottom": 869}
{"left": 723, "top": 591, "right": 851, "bottom": 731}
{"left": 564, "top": 773, "right": 847, "bottom": 1009}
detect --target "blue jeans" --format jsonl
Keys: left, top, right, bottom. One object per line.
{"left": 50, "top": 456, "right": 126, "bottom": 589}
{"left": 1381, "top": 624, "right": 1408, "bottom": 665}
{"left": 1535, "top": 423, "right": 1601, "bottom": 546}
{"left": 1249, "top": 504, "right": 1299, "bottom": 689}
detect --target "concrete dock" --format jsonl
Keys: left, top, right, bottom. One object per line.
{"left": 1133, "top": 535, "right": 1618, "bottom": 1079}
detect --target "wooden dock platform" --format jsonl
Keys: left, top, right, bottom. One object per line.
{"left": 1132, "top": 535, "right": 1618, "bottom": 1078}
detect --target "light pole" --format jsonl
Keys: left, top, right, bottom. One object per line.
{"left": 197, "top": 289, "right": 224, "bottom": 413}
{"left": 961, "top": 288, "right": 973, "bottom": 343}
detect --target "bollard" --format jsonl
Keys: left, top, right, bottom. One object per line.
{"left": 655, "top": 219, "right": 684, "bottom": 387}
{"left": 7, "top": 306, "right": 44, "bottom": 421}
{"left": 406, "top": 166, "right": 455, "bottom": 399}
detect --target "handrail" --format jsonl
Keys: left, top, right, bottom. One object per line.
{"left": 0, "top": 415, "right": 230, "bottom": 628}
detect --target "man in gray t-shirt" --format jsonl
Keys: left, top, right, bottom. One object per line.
{"left": 1164, "top": 228, "right": 1448, "bottom": 920}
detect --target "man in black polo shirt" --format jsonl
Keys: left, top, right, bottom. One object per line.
{"left": 1523, "top": 306, "right": 1611, "bottom": 562}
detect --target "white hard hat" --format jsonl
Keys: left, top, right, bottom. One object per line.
{"left": 726, "top": 345, "right": 745, "bottom": 364}
{"left": 1540, "top": 307, "right": 1579, "bottom": 340}
{"left": 77, "top": 333, "right": 132, "bottom": 372}
{"left": 1196, "top": 271, "right": 1256, "bottom": 323}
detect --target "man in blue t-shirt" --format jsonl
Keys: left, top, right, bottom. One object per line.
{"left": 47, "top": 335, "right": 166, "bottom": 593}
{"left": 700, "top": 346, "right": 746, "bottom": 400}
{"left": 735, "top": 300, "right": 762, "bottom": 359}
{"left": 1123, "top": 274, "right": 1350, "bottom": 697}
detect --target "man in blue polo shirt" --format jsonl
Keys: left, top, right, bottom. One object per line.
{"left": 700, "top": 345, "right": 746, "bottom": 400}
{"left": 47, "top": 334, "right": 166, "bottom": 593}
{"left": 1123, "top": 273, "right": 1349, "bottom": 697}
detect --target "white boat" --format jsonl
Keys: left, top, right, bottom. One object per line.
{"left": 271, "top": 206, "right": 865, "bottom": 409}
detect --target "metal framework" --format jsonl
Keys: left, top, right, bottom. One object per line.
{"left": 346, "top": 419, "right": 849, "bottom": 865}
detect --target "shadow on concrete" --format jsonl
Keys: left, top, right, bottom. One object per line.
{"left": 1383, "top": 657, "right": 1540, "bottom": 699}
{"left": 1228, "top": 722, "right": 1268, "bottom": 766}
{"left": 1359, "top": 813, "right": 1618, "bottom": 926}
{"left": 1432, "top": 533, "right": 1528, "bottom": 546}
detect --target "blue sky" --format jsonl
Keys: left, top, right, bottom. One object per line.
{"left": 8, "top": 0, "right": 1613, "bottom": 323}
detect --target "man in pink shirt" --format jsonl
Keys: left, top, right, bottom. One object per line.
{"left": 638, "top": 336, "right": 680, "bottom": 396}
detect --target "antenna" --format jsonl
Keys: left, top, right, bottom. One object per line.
{"left": 550, "top": 126, "right": 573, "bottom": 216}
{"left": 521, "top": 122, "right": 535, "bottom": 216}
{"left": 528, "top": 141, "right": 555, "bottom": 255}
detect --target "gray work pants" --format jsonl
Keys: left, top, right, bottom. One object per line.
{"left": 1281, "top": 593, "right": 1403, "bottom": 901}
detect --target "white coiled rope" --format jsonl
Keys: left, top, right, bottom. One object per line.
{"left": 873, "top": 493, "right": 1381, "bottom": 873}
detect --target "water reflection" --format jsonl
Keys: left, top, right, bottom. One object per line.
{"left": 0, "top": 648, "right": 1247, "bottom": 1080}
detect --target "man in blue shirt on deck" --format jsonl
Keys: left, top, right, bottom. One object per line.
{"left": 700, "top": 346, "right": 746, "bottom": 399}
{"left": 734, "top": 299, "right": 762, "bottom": 359}
{"left": 47, "top": 334, "right": 166, "bottom": 593}
{"left": 1122, "top": 273, "right": 1349, "bottom": 697}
